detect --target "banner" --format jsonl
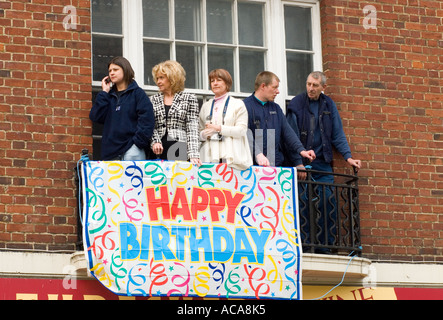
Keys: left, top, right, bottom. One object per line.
{"left": 81, "top": 160, "right": 302, "bottom": 300}
{"left": 4, "top": 277, "right": 443, "bottom": 300}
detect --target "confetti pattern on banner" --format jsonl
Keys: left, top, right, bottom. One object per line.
{"left": 81, "top": 160, "right": 302, "bottom": 300}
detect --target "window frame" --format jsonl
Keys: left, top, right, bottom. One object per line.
{"left": 91, "top": 0, "right": 322, "bottom": 107}
{"left": 280, "top": 0, "right": 323, "bottom": 100}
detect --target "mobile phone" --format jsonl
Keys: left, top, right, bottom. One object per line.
{"left": 105, "top": 77, "right": 111, "bottom": 84}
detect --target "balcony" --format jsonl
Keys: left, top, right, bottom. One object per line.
{"left": 75, "top": 162, "right": 362, "bottom": 255}
{"left": 73, "top": 161, "right": 366, "bottom": 296}
{"left": 297, "top": 167, "right": 361, "bottom": 256}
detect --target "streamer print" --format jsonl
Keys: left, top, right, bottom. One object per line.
{"left": 81, "top": 160, "right": 302, "bottom": 299}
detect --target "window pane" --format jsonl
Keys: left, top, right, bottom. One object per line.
{"left": 238, "top": 2, "right": 264, "bottom": 47}
{"left": 92, "top": 0, "right": 122, "bottom": 34}
{"left": 144, "top": 42, "right": 171, "bottom": 86}
{"left": 175, "top": 0, "right": 201, "bottom": 41}
{"left": 92, "top": 35, "right": 123, "bottom": 81}
{"left": 207, "top": 0, "right": 233, "bottom": 44}
{"left": 176, "top": 44, "right": 203, "bottom": 89}
{"left": 239, "top": 50, "right": 264, "bottom": 93}
{"left": 286, "top": 52, "right": 313, "bottom": 96}
{"left": 208, "top": 46, "right": 234, "bottom": 89}
{"left": 284, "top": 6, "right": 312, "bottom": 51}
{"left": 143, "top": 0, "right": 169, "bottom": 38}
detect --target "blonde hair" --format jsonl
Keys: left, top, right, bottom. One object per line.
{"left": 152, "top": 60, "right": 186, "bottom": 94}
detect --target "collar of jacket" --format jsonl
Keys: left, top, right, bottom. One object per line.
{"left": 109, "top": 80, "right": 139, "bottom": 97}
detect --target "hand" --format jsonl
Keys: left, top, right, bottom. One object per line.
{"left": 201, "top": 128, "right": 217, "bottom": 140}
{"left": 256, "top": 153, "right": 270, "bottom": 167}
{"left": 300, "top": 150, "right": 316, "bottom": 162}
{"left": 190, "top": 158, "right": 202, "bottom": 167}
{"left": 152, "top": 143, "right": 163, "bottom": 155}
{"left": 205, "top": 123, "right": 221, "bottom": 133}
{"left": 296, "top": 165, "right": 307, "bottom": 181}
{"left": 347, "top": 158, "right": 361, "bottom": 171}
{"left": 102, "top": 76, "right": 112, "bottom": 93}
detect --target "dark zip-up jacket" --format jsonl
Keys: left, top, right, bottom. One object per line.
{"left": 287, "top": 92, "right": 352, "bottom": 165}
{"left": 90, "top": 81, "right": 154, "bottom": 160}
{"left": 244, "top": 94, "right": 305, "bottom": 167}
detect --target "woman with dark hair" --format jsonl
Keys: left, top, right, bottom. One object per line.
{"left": 90, "top": 56, "right": 155, "bottom": 160}
{"left": 199, "top": 69, "right": 252, "bottom": 170}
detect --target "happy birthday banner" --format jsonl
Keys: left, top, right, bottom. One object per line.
{"left": 81, "top": 160, "right": 302, "bottom": 300}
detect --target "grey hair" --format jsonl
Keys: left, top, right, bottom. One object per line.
{"left": 308, "top": 71, "right": 327, "bottom": 86}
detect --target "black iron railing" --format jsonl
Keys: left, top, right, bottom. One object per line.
{"left": 297, "top": 168, "right": 361, "bottom": 256}
{"left": 75, "top": 156, "right": 361, "bottom": 255}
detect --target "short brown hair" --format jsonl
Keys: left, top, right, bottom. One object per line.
{"left": 108, "top": 56, "right": 135, "bottom": 85}
{"left": 254, "top": 71, "right": 280, "bottom": 91}
{"left": 208, "top": 69, "right": 233, "bottom": 92}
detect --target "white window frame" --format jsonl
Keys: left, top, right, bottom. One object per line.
{"left": 91, "top": 0, "right": 322, "bottom": 108}
{"left": 271, "top": 0, "right": 323, "bottom": 106}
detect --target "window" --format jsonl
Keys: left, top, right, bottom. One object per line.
{"left": 284, "top": 4, "right": 319, "bottom": 96}
{"left": 90, "top": 1, "right": 322, "bottom": 159}
{"left": 91, "top": 0, "right": 123, "bottom": 81}
{"left": 92, "top": 0, "right": 321, "bottom": 100}
{"left": 91, "top": 0, "right": 322, "bottom": 159}
{"left": 140, "top": 0, "right": 267, "bottom": 93}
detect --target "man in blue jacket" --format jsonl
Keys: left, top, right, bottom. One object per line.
{"left": 287, "top": 71, "right": 361, "bottom": 253}
{"left": 243, "top": 71, "right": 315, "bottom": 178}
{"left": 287, "top": 71, "right": 361, "bottom": 173}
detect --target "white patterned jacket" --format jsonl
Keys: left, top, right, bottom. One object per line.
{"left": 150, "top": 91, "right": 200, "bottom": 159}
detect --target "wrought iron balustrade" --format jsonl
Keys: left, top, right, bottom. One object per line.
{"left": 74, "top": 153, "right": 361, "bottom": 255}
{"left": 297, "top": 167, "right": 361, "bottom": 256}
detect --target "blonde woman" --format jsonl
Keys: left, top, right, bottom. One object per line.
{"left": 199, "top": 69, "right": 252, "bottom": 170}
{"left": 150, "top": 60, "right": 201, "bottom": 166}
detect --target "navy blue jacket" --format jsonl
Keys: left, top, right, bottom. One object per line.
{"left": 287, "top": 92, "right": 352, "bottom": 165}
{"left": 243, "top": 94, "right": 305, "bottom": 167}
{"left": 90, "top": 81, "right": 155, "bottom": 160}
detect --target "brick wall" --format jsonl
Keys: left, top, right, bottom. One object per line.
{"left": 0, "top": 1, "right": 92, "bottom": 251}
{"left": 0, "top": 0, "right": 442, "bottom": 262}
{"left": 320, "top": 0, "right": 443, "bottom": 261}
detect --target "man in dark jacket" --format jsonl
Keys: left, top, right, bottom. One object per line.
{"left": 243, "top": 71, "right": 315, "bottom": 177}
{"left": 287, "top": 71, "right": 361, "bottom": 253}
{"left": 287, "top": 72, "right": 361, "bottom": 172}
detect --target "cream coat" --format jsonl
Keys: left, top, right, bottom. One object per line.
{"left": 199, "top": 96, "right": 253, "bottom": 170}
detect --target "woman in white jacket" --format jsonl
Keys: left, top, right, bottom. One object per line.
{"left": 199, "top": 69, "right": 253, "bottom": 170}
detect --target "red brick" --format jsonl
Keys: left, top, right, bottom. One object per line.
{"left": 321, "top": 0, "right": 443, "bottom": 262}
{"left": 0, "top": 0, "right": 91, "bottom": 252}
{"left": 0, "top": 0, "right": 441, "bottom": 261}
